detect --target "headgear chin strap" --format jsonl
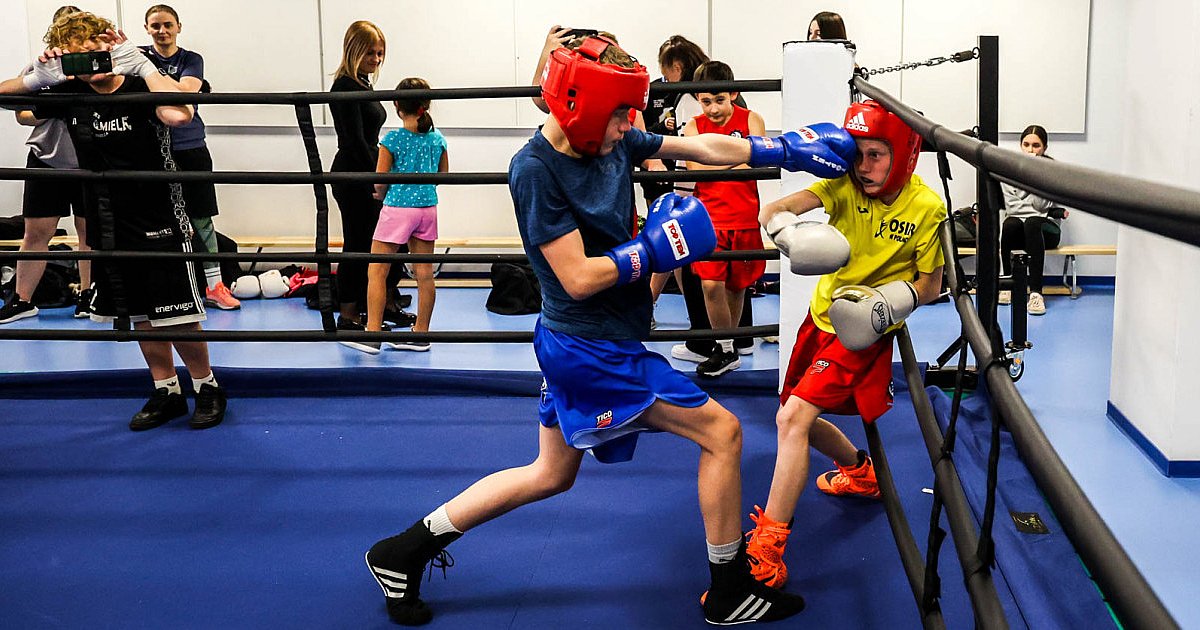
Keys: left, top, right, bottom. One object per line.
{"left": 844, "top": 100, "right": 921, "bottom": 198}
{"left": 540, "top": 36, "right": 649, "bottom": 156}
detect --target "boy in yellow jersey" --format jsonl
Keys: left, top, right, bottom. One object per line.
{"left": 747, "top": 100, "right": 946, "bottom": 588}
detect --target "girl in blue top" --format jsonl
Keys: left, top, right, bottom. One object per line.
{"left": 346, "top": 77, "right": 448, "bottom": 354}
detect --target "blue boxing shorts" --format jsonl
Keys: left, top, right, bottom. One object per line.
{"left": 534, "top": 320, "right": 709, "bottom": 464}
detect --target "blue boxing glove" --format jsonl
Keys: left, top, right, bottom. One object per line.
{"left": 748, "top": 123, "right": 856, "bottom": 178}
{"left": 605, "top": 193, "right": 717, "bottom": 285}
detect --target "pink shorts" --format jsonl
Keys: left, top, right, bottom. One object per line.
{"left": 374, "top": 205, "right": 438, "bottom": 245}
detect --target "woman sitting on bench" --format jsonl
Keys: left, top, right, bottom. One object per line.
{"left": 1000, "top": 124, "right": 1068, "bottom": 315}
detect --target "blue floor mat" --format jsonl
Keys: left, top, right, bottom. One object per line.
{"left": 0, "top": 366, "right": 1114, "bottom": 629}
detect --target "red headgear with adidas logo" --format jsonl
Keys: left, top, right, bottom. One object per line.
{"left": 540, "top": 36, "right": 649, "bottom": 156}
{"left": 844, "top": 100, "right": 921, "bottom": 198}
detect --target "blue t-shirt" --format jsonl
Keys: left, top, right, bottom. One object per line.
{"left": 380, "top": 127, "right": 447, "bottom": 207}
{"left": 139, "top": 46, "right": 206, "bottom": 150}
{"left": 510, "top": 127, "right": 663, "bottom": 340}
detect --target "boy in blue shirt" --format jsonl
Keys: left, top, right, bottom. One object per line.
{"left": 364, "top": 34, "right": 854, "bottom": 625}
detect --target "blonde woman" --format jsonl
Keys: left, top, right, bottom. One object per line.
{"left": 330, "top": 21, "right": 410, "bottom": 330}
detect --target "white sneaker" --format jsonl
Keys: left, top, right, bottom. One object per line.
{"left": 998, "top": 290, "right": 1011, "bottom": 305}
{"left": 671, "top": 344, "right": 709, "bottom": 363}
{"left": 1028, "top": 292, "right": 1046, "bottom": 315}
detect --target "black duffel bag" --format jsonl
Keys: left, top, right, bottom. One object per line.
{"left": 486, "top": 262, "right": 541, "bottom": 315}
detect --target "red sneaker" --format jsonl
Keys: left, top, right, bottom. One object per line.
{"left": 745, "top": 505, "right": 791, "bottom": 588}
{"left": 816, "top": 451, "right": 882, "bottom": 499}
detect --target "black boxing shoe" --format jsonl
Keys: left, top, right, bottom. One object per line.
{"left": 366, "top": 520, "right": 461, "bottom": 626}
{"left": 702, "top": 544, "right": 806, "bottom": 625}
{"left": 129, "top": 387, "right": 188, "bottom": 431}
{"left": 189, "top": 383, "right": 227, "bottom": 430}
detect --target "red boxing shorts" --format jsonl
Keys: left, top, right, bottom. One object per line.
{"left": 780, "top": 312, "right": 895, "bottom": 422}
{"left": 690, "top": 227, "right": 766, "bottom": 292}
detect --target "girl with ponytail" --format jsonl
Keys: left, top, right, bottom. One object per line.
{"left": 342, "top": 78, "right": 448, "bottom": 354}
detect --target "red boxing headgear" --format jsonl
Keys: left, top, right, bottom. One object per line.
{"left": 540, "top": 36, "right": 649, "bottom": 156}
{"left": 844, "top": 100, "right": 922, "bottom": 198}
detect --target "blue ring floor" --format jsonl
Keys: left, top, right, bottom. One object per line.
{"left": 1, "top": 287, "right": 1197, "bottom": 628}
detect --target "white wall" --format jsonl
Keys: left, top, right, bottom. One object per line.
{"left": 1, "top": 1, "right": 1119, "bottom": 281}
{"left": 1109, "top": 0, "right": 1200, "bottom": 462}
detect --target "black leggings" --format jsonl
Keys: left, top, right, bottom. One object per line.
{"left": 680, "top": 264, "right": 754, "bottom": 355}
{"left": 331, "top": 183, "right": 405, "bottom": 309}
{"left": 1001, "top": 216, "right": 1061, "bottom": 293}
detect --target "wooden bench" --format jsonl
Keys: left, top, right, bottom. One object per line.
{"left": 956, "top": 244, "right": 1116, "bottom": 298}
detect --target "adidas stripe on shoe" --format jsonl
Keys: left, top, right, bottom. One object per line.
{"left": 702, "top": 543, "right": 805, "bottom": 625}
{"left": 365, "top": 521, "right": 460, "bottom": 626}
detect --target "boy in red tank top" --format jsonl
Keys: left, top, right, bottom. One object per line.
{"left": 683, "top": 61, "right": 767, "bottom": 377}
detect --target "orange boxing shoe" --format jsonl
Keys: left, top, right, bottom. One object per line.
{"left": 745, "top": 505, "right": 791, "bottom": 588}
{"left": 816, "top": 450, "right": 882, "bottom": 499}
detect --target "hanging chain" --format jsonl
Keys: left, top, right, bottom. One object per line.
{"left": 857, "top": 47, "right": 979, "bottom": 77}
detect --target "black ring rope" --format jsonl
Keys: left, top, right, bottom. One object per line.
{"left": 0, "top": 79, "right": 781, "bottom": 108}
{"left": 291, "top": 103, "right": 337, "bottom": 333}
{"left": 0, "top": 166, "right": 781, "bottom": 185}
{"left": 0, "top": 249, "right": 779, "bottom": 264}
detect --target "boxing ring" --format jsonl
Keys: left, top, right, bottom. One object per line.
{"left": 0, "top": 39, "right": 1190, "bottom": 629}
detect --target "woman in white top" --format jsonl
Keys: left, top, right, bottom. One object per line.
{"left": 999, "top": 124, "right": 1068, "bottom": 315}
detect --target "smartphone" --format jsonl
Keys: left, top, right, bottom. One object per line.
{"left": 564, "top": 28, "right": 599, "bottom": 40}
{"left": 60, "top": 51, "right": 113, "bottom": 76}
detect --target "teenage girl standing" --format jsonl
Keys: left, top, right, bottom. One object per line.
{"left": 141, "top": 4, "right": 239, "bottom": 310}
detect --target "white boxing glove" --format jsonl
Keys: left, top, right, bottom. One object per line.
{"left": 258, "top": 269, "right": 290, "bottom": 299}
{"left": 231, "top": 275, "right": 261, "bottom": 299}
{"left": 21, "top": 57, "right": 68, "bottom": 90}
{"left": 828, "top": 280, "right": 918, "bottom": 351}
{"left": 109, "top": 42, "right": 159, "bottom": 79}
{"left": 765, "top": 212, "right": 850, "bottom": 275}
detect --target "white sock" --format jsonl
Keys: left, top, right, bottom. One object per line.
{"left": 154, "top": 376, "right": 181, "bottom": 395}
{"left": 718, "top": 339, "right": 734, "bottom": 354}
{"left": 423, "top": 504, "right": 462, "bottom": 536}
{"left": 204, "top": 265, "right": 222, "bottom": 290}
{"left": 191, "top": 372, "right": 217, "bottom": 393}
{"left": 707, "top": 538, "right": 741, "bottom": 564}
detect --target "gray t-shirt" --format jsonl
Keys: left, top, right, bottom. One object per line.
{"left": 21, "top": 65, "right": 78, "bottom": 168}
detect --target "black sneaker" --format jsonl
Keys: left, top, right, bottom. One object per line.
{"left": 382, "top": 308, "right": 417, "bottom": 328}
{"left": 129, "top": 388, "right": 188, "bottom": 431}
{"left": 337, "top": 317, "right": 365, "bottom": 331}
{"left": 190, "top": 383, "right": 227, "bottom": 430}
{"left": 338, "top": 317, "right": 392, "bottom": 332}
{"left": 697, "top": 350, "right": 741, "bottom": 378}
{"left": 734, "top": 338, "right": 754, "bottom": 356}
{"left": 0, "top": 297, "right": 38, "bottom": 324}
{"left": 74, "top": 287, "right": 95, "bottom": 319}
{"left": 703, "top": 546, "right": 806, "bottom": 625}
{"left": 366, "top": 520, "right": 461, "bottom": 626}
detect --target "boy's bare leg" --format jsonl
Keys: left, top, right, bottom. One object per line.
{"left": 639, "top": 398, "right": 742, "bottom": 544}
{"left": 13, "top": 216, "right": 59, "bottom": 301}
{"left": 701, "top": 278, "right": 733, "bottom": 331}
{"left": 445, "top": 424, "right": 585, "bottom": 531}
{"left": 764, "top": 395, "right": 859, "bottom": 524}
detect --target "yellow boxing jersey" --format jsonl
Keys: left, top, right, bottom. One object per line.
{"left": 807, "top": 174, "right": 946, "bottom": 333}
